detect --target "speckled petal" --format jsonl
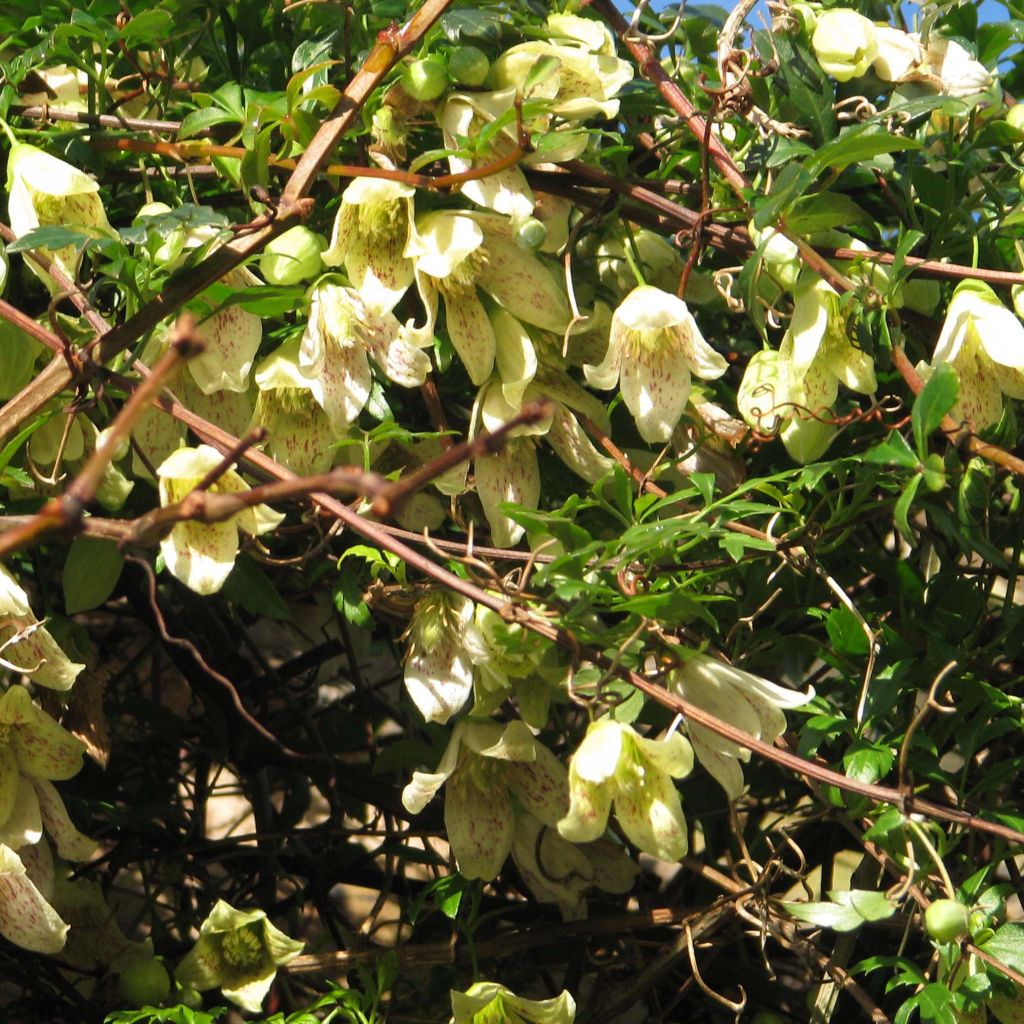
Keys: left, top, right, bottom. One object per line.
{"left": 474, "top": 439, "right": 540, "bottom": 547}
{"left": 0, "top": 843, "right": 68, "bottom": 953}
{"left": 0, "top": 775, "right": 42, "bottom": 850}
{"left": 546, "top": 407, "right": 614, "bottom": 484}
{"left": 3, "top": 687, "right": 85, "bottom": 781}
{"left": 0, "top": 746, "right": 18, "bottom": 828}
{"left": 613, "top": 766, "right": 688, "bottom": 861}
{"left": 558, "top": 769, "right": 612, "bottom": 845}
{"left": 445, "top": 769, "right": 515, "bottom": 880}
{"left": 161, "top": 519, "right": 240, "bottom": 596}
{"left": 443, "top": 289, "right": 496, "bottom": 385}
{"left": 633, "top": 731, "right": 694, "bottom": 780}
{"left": 189, "top": 304, "right": 262, "bottom": 394}
{"left": 404, "top": 638, "right": 475, "bottom": 724}
{"left": 506, "top": 741, "right": 569, "bottom": 827}
{"left": 30, "top": 778, "right": 94, "bottom": 861}
{"left": 619, "top": 338, "right": 693, "bottom": 443}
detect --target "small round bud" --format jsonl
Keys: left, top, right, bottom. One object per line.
{"left": 922, "top": 453, "right": 946, "bottom": 493}
{"left": 117, "top": 958, "right": 171, "bottom": 1008}
{"left": 448, "top": 46, "right": 490, "bottom": 87}
{"left": 259, "top": 226, "right": 325, "bottom": 286}
{"left": 516, "top": 217, "right": 547, "bottom": 250}
{"left": 925, "top": 899, "right": 970, "bottom": 943}
{"left": 402, "top": 55, "right": 448, "bottom": 102}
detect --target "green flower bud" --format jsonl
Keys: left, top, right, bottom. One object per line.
{"left": 516, "top": 217, "right": 547, "bottom": 250}
{"left": 923, "top": 453, "right": 946, "bottom": 492}
{"left": 259, "top": 226, "right": 325, "bottom": 286}
{"left": 448, "top": 45, "right": 490, "bottom": 87}
{"left": 925, "top": 899, "right": 970, "bottom": 943}
{"left": 118, "top": 958, "right": 171, "bottom": 1007}
{"left": 402, "top": 55, "right": 448, "bottom": 101}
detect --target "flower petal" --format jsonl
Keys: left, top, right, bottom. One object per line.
{"left": 0, "top": 843, "right": 68, "bottom": 953}
{"left": 506, "top": 741, "right": 569, "bottom": 827}
{"left": 619, "top": 338, "right": 693, "bottom": 443}
{"left": 160, "top": 519, "right": 240, "bottom": 596}
{"left": 189, "top": 304, "right": 262, "bottom": 395}
{"left": 443, "top": 289, "right": 496, "bottom": 385}
{"left": 613, "top": 766, "right": 688, "bottom": 861}
{"left": 3, "top": 686, "right": 85, "bottom": 781}
{"left": 633, "top": 731, "right": 694, "bottom": 780}
{"left": 474, "top": 439, "right": 540, "bottom": 548}
{"left": 558, "top": 769, "right": 612, "bottom": 845}
{"left": 445, "top": 769, "right": 515, "bottom": 880}
{"left": 0, "top": 775, "right": 42, "bottom": 850}
{"left": 30, "top": 778, "right": 95, "bottom": 861}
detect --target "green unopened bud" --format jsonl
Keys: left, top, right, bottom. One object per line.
{"left": 516, "top": 217, "right": 547, "bottom": 250}
{"left": 118, "top": 958, "right": 171, "bottom": 1008}
{"left": 134, "top": 202, "right": 187, "bottom": 267}
{"left": 925, "top": 899, "right": 970, "bottom": 943}
{"left": 789, "top": 3, "right": 816, "bottom": 34}
{"left": 259, "top": 226, "right": 325, "bottom": 286}
{"left": 402, "top": 55, "right": 448, "bottom": 102}
{"left": 449, "top": 46, "right": 490, "bottom": 87}
{"left": 922, "top": 453, "right": 946, "bottom": 492}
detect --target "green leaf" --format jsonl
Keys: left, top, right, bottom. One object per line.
{"left": 5, "top": 225, "right": 97, "bottom": 253}
{"left": 221, "top": 558, "right": 290, "bottom": 620}
{"left": 333, "top": 573, "right": 372, "bottom": 629}
{"left": 783, "top": 890, "right": 896, "bottom": 932}
{"left": 864, "top": 432, "right": 921, "bottom": 468}
{"left": 785, "top": 193, "right": 873, "bottom": 235}
{"left": 119, "top": 9, "right": 173, "bottom": 46}
{"left": 980, "top": 923, "right": 1024, "bottom": 975}
{"left": 826, "top": 606, "right": 870, "bottom": 655}
{"left": 177, "top": 106, "right": 243, "bottom": 140}
{"left": 804, "top": 125, "right": 922, "bottom": 179}
{"left": 63, "top": 537, "right": 124, "bottom": 614}
{"left": 752, "top": 161, "right": 816, "bottom": 230}
{"left": 895, "top": 472, "right": 923, "bottom": 543}
{"left": 912, "top": 363, "right": 959, "bottom": 459}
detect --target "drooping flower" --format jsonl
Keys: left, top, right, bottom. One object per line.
{"left": 559, "top": 719, "right": 693, "bottom": 862}
{"left": 403, "top": 720, "right": 568, "bottom": 881}
{"left": 811, "top": 9, "right": 878, "bottom": 82}
{"left": 406, "top": 211, "right": 570, "bottom": 385}
{"left": 0, "top": 568, "right": 84, "bottom": 691}
{"left": 585, "top": 285, "right": 728, "bottom": 443}
{"left": 667, "top": 653, "right": 812, "bottom": 799}
{"left": 175, "top": 899, "right": 304, "bottom": 1013}
{"left": 156, "top": 445, "right": 285, "bottom": 596}
{"left": 299, "top": 280, "right": 431, "bottom": 434}
{"left": 402, "top": 592, "right": 485, "bottom": 724}
{"left": 450, "top": 981, "right": 576, "bottom": 1024}
{"left": 872, "top": 26, "right": 925, "bottom": 82}
{"left": 0, "top": 842, "right": 69, "bottom": 953}
{"left": 921, "top": 34, "right": 994, "bottom": 98}
{"left": 930, "top": 280, "right": 1024, "bottom": 429}
{"left": 6, "top": 142, "right": 113, "bottom": 290}
{"left": 321, "top": 178, "right": 416, "bottom": 313}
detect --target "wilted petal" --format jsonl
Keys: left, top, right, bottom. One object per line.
{"left": 475, "top": 439, "right": 540, "bottom": 547}
{"left": 613, "top": 765, "right": 688, "bottom": 861}
{"left": 0, "top": 843, "right": 68, "bottom": 953}
{"left": 445, "top": 769, "right": 515, "bottom": 880}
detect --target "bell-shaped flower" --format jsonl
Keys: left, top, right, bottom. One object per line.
{"left": 511, "top": 810, "right": 638, "bottom": 919}
{"left": 252, "top": 338, "right": 337, "bottom": 475}
{"left": 931, "top": 281, "right": 1024, "bottom": 429}
{"left": 585, "top": 285, "right": 728, "bottom": 443}
{"left": 0, "top": 843, "right": 69, "bottom": 953}
{"left": 811, "top": 9, "right": 878, "bottom": 82}
{"left": 402, "top": 719, "right": 568, "bottom": 881}
{"left": 6, "top": 142, "right": 113, "bottom": 290}
{"left": 19, "top": 64, "right": 89, "bottom": 111}
{"left": 667, "top": 653, "right": 812, "bottom": 799}
{"left": 558, "top": 719, "right": 693, "bottom": 862}
{"left": 0, "top": 684, "right": 84, "bottom": 835}
{"left": 450, "top": 981, "right": 576, "bottom": 1024}
{"left": 299, "top": 280, "right": 431, "bottom": 434}
{"left": 321, "top": 178, "right": 416, "bottom": 313}
{"left": 156, "top": 445, "right": 285, "bottom": 596}
{"left": 175, "top": 899, "right": 304, "bottom": 1013}
{"left": 872, "top": 26, "right": 925, "bottom": 82}
{"left": 402, "top": 592, "right": 486, "bottom": 724}
{"left": 406, "top": 211, "right": 569, "bottom": 385}
{"left": 922, "top": 35, "right": 993, "bottom": 98}
{"left": 1, "top": 772, "right": 95, "bottom": 862}
{"left": 0, "top": 566, "right": 84, "bottom": 690}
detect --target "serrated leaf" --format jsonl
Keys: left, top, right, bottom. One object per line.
{"left": 63, "top": 537, "right": 124, "bottom": 614}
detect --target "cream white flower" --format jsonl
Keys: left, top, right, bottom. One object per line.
{"left": 0, "top": 566, "right": 84, "bottom": 690}
{"left": 321, "top": 178, "right": 416, "bottom": 313}
{"left": 872, "top": 26, "right": 925, "bottom": 82}
{"left": 559, "top": 719, "right": 693, "bottom": 862}
{"left": 667, "top": 653, "right": 811, "bottom": 799}
{"left": 175, "top": 899, "right": 303, "bottom": 1013}
{"left": 156, "top": 445, "right": 285, "bottom": 596}
{"left": 451, "top": 981, "right": 576, "bottom": 1024}
{"left": 922, "top": 35, "right": 993, "bottom": 98}
{"left": 931, "top": 281, "right": 1024, "bottom": 429}
{"left": 811, "top": 9, "right": 878, "bottom": 82}
{"left": 6, "top": 142, "right": 113, "bottom": 290}
{"left": 585, "top": 285, "right": 728, "bottom": 443}
{"left": 403, "top": 719, "right": 568, "bottom": 881}
{"left": 0, "top": 843, "right": 69, "bottom": 953}
{"left": 299, "top": 281, "right": 430, "bottom": 434}
{"left": 407, "top": 211, "right": 570, "bottom": 385}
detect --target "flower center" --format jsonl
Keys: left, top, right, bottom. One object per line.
{"left": 221, "top": 925, "right": 263, "bottom": 968}
{"left": 433, "top": 247, "right": 490, "bottom": 299}
{"left": 357, "top": 200, "right": 407, "bottom": 247}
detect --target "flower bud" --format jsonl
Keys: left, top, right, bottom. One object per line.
{"left": 1008, "top": 103, "right": 1024, "bottom": 131}
{"left": 925, "top": 899, "right": 970, "bottom": 943}
{"left": 448, "top": 45, "right": 490, "bottom": 87}
{"left": 402, "top": 55, "right": 448, "bottom": 102}
{"left": 118, "top": 958, "right": 171, "bottom": 1007}
{"left": 811, "top": 9, "right": 879, "bottom": 82}
{"left": 516, "top": 217, "right": 547, "bottom": 250}
{"left": 258, "top": 226, "right": 325, "bottom": 286}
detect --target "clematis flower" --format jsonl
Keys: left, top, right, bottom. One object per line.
{"left": 667, "top": 653, "right": 812, "bottom": 799}
{"left": 252, "top": 338, "right": 337, "bottom": 475}
{"left": 403, "top": 719, "right": 568, "bottom": 881}
{"left": 811, "top": 9, "right": 878, "bottom": 82}
{"left": 0, "top": 842, "right": 69, "bottom": 953}
{"left": 921, "top": 34, "right": 993, "bottom": 98}
{"left": 558, "top": 719, "right": 693, "bottom": 862}
{"left": 321, "top": 178, "right": 416, "bottom": 313}
{"left": 930, "top": 281, "right": 1024, "bottom": 429}
{"left": 451, "top": 981, "right": 576, "bottom": 1024}
{"left": 585, "top": 285, "right": 728, "bottom": 443}
{"left": 872, "top": 26, "right": 925, "bottom": 82}
{"left": 6, "top": 142, "right": 113, "bottom": 290}
{"left": 402, "top": 592, "right": 485, "bottom": 724}
{"left": 299, "top": 281, "right": 431, "bottom": 434}
{"left": 156, "top": 445, "right": 285, "bottom": 596}
{"left": 175, "top": 899, "right": 304, "bottom": 1013}
{"left": 406, "top": 211, "right": 570, "bottom": 385}
{"left": 0, "top": 566, "right": 85, "bottom": 690}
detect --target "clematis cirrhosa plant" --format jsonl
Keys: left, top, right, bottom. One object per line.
{"left": 402, "top": 719, "right": 568, "bottom": 881}
{"left": 321, "top": 177, "right": 416, "bottom": 313}
{"left": 0, "top": 566, "right": 84, "bottom": 690}
{"left": 6, "top": 142, "right": 113, "bottom": 290}
{"left": 585, "top": 285, "right": 728, "bottom": 443}
{"left": 667, "top": 653, "right": 812, "bottom": 799}
{"left": 406, "top": 211, "right": 570, "bottom": 385}
{"left": 929, "top": 280, "right": 1024, "bottom": 429}
{"left": 175, "top": 899, "right": 304, "bottom": 1013}
{"left": 299, "top": 280, "right": 431, "bottom": 435}
{"left": 156, "top": 445, "right": 285, "bottom": 596}
{"left": 558, "top": 719, "right": 693, "bottom": 862}
{"left": 0, "top": 842, "right": 69, "bottom": 953}
{"left": 450, "top": 981, "right": 576, "bottom": 1024}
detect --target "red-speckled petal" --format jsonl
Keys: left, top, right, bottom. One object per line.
{"left": 4, "top": 687, "right": 84, "bottom": 781}
{"left": 445, "top": 769, "right": 514, "bottom": 880}
{"left": 0, "top": 844, "right": 69, "bottom": 953}
{"left": 474, "top": 439, "right": 539, "bottom": 548}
